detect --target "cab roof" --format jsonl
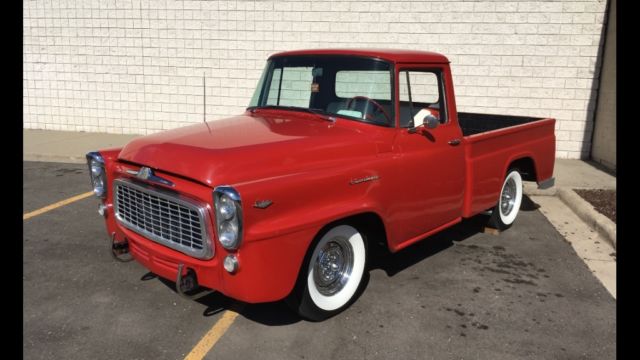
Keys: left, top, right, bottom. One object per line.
{"left": 269, "top": 48, "right": 450, "bottom": 64}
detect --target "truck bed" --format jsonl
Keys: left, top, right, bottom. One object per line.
{"left": 458, "top": 112, "right": 543, "bottom": 137}
{"left": 459, "top": 113, "right": 556, "bottom": 218}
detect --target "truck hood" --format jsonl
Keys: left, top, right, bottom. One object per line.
{"left": 118, "top": 111, "right": 390, "bottom": 187}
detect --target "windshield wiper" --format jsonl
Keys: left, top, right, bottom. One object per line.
{"left": 248, "top": 106, "right": 335, "bottom": 122}
{"left": 299, "top": 107, "right": 335, "bottom": 122}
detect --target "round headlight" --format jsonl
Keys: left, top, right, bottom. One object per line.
{"left": 218, "top": 221, "right": 238, "bottom": 248}
{"left": 92, "top": 180, "right": 105, "bottom": 197}
{"left": 218, "top": 195, "right": 236, "bottom": 220}
{"left": 214, "top": 186, "right": 243, "bottom": 250}
{"left": 87, "top": 153, "right": 107, "bottom": 198}
{"left": 91, "top": 163, "right": 102, "bottom": 175}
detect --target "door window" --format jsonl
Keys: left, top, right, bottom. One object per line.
{"left": 398, "top": 70, "right": 447, "bottom": 127}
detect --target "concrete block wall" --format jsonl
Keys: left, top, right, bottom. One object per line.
{"left": 23, "top": 0, "right": 610, "bottom": 159}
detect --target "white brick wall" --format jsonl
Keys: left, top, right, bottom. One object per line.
{"left": 23, "top": 0, "right": 610, "bottom": 159}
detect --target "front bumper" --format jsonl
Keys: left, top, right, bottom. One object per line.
{"left": 106, "top": 218, "right": 315, "bottom": 303}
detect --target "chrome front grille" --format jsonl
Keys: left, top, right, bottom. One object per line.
{"left": 113, "top": 179, "right": 213, "bottom": 259}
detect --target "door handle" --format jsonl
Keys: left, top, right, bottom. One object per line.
{"left": 448, "top": 139, "right": 461, "bottom": 146}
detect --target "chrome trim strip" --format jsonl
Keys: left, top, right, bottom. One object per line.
{"left": 349, "top": 175, "right": 380, "bottom": 185}
{"left": 113, "top": 178, "right": 214, "bottom": 260}
{"left": 537, "top": 177, "right": 555, "bottom": 190}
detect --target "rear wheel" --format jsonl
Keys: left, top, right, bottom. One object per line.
{"left": 488, "top": 169, "right": 523, "bottom": 230}
{"left": 287, "top": 224, "right": 367, "bottom": 321}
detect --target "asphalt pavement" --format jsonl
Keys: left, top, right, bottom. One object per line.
{"left": 23, "top": 161, "right": 616, "bottom": 360}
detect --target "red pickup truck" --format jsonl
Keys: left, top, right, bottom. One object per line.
{"left": 87, "top": 49, "right": 555, "bottom": 321}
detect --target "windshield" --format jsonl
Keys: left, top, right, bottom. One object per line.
{"left": 248, "top": 56, "right": 394, "bottom": 127}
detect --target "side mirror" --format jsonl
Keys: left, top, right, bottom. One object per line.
{"left": 424, "top": 114, "right": 439, "bottom": 129}
{"left": 408, "top": 110, "right": 439, "bottom": 133}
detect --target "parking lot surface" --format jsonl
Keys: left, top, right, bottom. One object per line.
{"left": 24, "top": 161, "right": 616, "bottom": 360}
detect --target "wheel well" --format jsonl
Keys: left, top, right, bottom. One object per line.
{"left": 508, "top": 157, "right": 537, "bottom": 181}
{"left": 319, "top": 212, "right": 389, "bottom": 258}
{"left": 288, "top": 212, "right": 389, "bottom": 300}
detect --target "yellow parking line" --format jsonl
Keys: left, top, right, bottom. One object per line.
{"left": 26, "top": 189, "right": 242, "bottom": 359}
{"left": 23, "top": 191, "right": 94, "bottom": 220}
{"left": 184, "top": 308, "right": 242, "bottom": 360}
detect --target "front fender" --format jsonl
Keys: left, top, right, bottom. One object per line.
{"left": 230, "top": 159, "right": 392, "bottom": 301}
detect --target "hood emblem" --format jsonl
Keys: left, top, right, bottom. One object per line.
{"left": 126, "top": 167, "right": 175, "bottom": 187}
{"left": 137, "top": 167, "right": 152, "bottom": 180}
{"left": 253, "top": 200, "right": 273, "bottom": 209}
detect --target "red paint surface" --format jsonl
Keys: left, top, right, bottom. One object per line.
{"left": 96, "top": 50, "right": 555, "bottom": 303}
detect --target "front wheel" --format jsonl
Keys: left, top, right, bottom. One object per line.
{"left": 287, "top": 224, "right": 367, "bottom": 321}
{"left": 488, "top": 169, "right": 523, "bottom": 230}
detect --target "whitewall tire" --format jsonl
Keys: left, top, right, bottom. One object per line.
{"left": 288, "top": 224, "right": 368, "bottom": 321}
{"left": 488, "top": 169, "right": 523, "bottom": 230}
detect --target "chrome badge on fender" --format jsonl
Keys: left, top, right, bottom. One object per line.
{"left": 349, "top": 175, "right": 380, "bottom": 185}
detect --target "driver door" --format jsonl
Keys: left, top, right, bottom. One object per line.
{"left": 392, "top": 66, "right": 465, "bottom": 245}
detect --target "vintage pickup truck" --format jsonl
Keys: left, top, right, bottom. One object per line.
{"left": 87, "top": 49, "right": 555, "bottom": 321}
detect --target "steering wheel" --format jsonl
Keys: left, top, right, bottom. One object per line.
{"left": 346, "top": 96, "right": 391, "bottom": 124}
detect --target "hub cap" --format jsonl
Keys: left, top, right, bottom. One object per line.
{"left": 313, "top": 237, "right": 354, "bottom": 296}
{"left": 501, "top": 177, "right": 517, "bottom": 216}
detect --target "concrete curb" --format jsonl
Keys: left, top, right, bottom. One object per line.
{"left": 557, "top": 188, "right": 616, "bottom": 249}
{"left": 524, "top": 182, "right": 557, "bottom": 196}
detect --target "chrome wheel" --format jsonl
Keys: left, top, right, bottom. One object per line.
{"left": 313, "top": 237, "right": 354, "bottom": 296}
{"left": 500, "top": 177, "right": 517, "bottom": 217}
{"left": 300, "top": 224, "right": 367, "bottom": 316}
{"left": 488, "top": 169, "right": 523, "bottom": 230}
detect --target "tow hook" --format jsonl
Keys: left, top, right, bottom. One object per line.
{"left": 110, "top": 232, "right": 134, "bottom": 262}
{"left": 176, "top": 263, "right": 213, "bottom": 300}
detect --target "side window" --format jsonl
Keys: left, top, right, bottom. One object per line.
{"left": 399, "top": 70, "right": 446, "bottom": 127}
{"left": 266, "top": 67, "right": 314, "bottom": 108}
